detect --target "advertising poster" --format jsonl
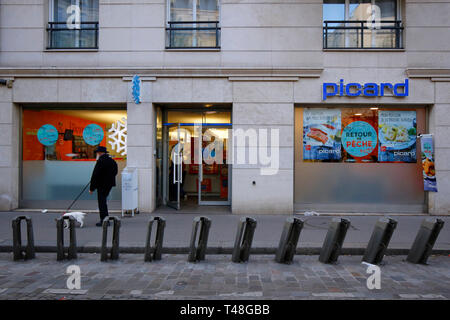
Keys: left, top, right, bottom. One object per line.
{"left": 303, "top": 108, "right": 341, "bottom": 161}
{"left": 37, "top": 124, "right": 59, "bottom": 146}
{"left": 341, "top": 121, "right": 378, "bottom": 161}
{"left": 83, "top": 123, "right": 104, "bottom": 146}
{"left": 421, "top": 134, "right": 438, "bottom": 192}
{"left": 378, "top": 111, "right": 417, "bottom": 163}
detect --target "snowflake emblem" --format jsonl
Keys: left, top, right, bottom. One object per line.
{"left": 108, "top": 117, "right": 127, "bottom": 155}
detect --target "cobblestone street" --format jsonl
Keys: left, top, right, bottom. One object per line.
{"left": 0, "top": 253, "right": 448, "bottom": 300}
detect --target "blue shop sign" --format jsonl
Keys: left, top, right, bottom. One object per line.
{"left": 323, "top": 79, "right": 409, "bottom": 100}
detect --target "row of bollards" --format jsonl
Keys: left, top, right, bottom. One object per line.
{"left": 11, "top": 215, "right": 445, "bottom": 265}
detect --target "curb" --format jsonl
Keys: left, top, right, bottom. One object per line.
{"left": 0, "top": 246, "right": 448, "bottom": 256}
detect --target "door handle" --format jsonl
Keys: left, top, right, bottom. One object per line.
{"left": 179, "top": 153, "right": 183, "bottom": 184}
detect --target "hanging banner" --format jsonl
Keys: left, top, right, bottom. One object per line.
{"left": 420, "top": 134, "right": 437, "bottom": 192}
{"left": 378, "top": 111, "right": 417, "bottom": 162}
{"left": 303, "top": 108, "right": 341, "bottom": 161}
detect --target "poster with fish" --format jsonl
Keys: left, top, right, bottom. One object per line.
{"left": 421, "top": 134, "right": 438, "bottom": 192}
{"left": 378, "top": 111, "right": 417, "bottom": 163}
{"left": 303, "top": 109, "right": 341, "bottom": 161}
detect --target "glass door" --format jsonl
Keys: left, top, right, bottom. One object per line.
{"left": 198, "top": 125, "right": 231, "bottom": 205}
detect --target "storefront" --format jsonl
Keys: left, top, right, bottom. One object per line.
{"left": 0, "top": 70, "right": 446, "bottom": 215}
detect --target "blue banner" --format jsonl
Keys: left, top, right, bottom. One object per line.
{"left": 421, "top": 134, "right": 437, "bottom": 192}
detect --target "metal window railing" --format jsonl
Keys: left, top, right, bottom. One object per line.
{"left": 323, "top": 20, "right": 403, "bottom": 49}
{"left": 47, "top": 21, "right": 99, "bottom": 49}
{"left": 166, "top": 21, "right": 220, "bottom": 49}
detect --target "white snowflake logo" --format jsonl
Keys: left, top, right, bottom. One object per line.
{"left": 108, "top": 117, "right": 127, "bottom": 155}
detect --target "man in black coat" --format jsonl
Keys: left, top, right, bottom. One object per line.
{"left": 89, "top": 146, "right": 118, "bottom": 226}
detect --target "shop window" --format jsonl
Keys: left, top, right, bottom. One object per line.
{"left": 302, "top": 107, "right": 418, "bottom": 163}
{"left": 47, "top": 0, "right": 99, "bottom": 49}
{"left": 295, "top": 107, "right": 426, "bottom": 213}
{"left": 166, "top": 0, "right": 220, "bottom": 49}
{"left": 21, "top": 109, "right": 127, "bottom": 203}
{"left": 323, "top": 0, "right": 403, "bottom": 49}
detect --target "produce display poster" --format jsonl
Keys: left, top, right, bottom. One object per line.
{"left": 378, "top": 111, "right": 417, "bottom": 163}
{"left": 303, "top": 109, "right": 341, "bottom": 161}
{"left": 421, "top": 134, "right": 438, "bottom": 192}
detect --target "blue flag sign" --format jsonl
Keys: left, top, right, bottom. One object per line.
{"left": 132, "top": 75, "right": 142, "bottom": 104}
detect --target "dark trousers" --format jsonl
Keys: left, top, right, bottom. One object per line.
{"left": 97, "top": 186, "right": 112, "bottom": 221}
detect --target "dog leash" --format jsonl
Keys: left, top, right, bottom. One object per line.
{"left": 65, "top": 181, "right": 91, "bottom": 214}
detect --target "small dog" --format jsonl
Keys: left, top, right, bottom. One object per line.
{"left": 62, "top": 212, "right": 86, "bottom": 228}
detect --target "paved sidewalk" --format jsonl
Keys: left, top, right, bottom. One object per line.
{"left": 0, "top": 211, "right": 449, "bottom": 252}
{"left": 0, "top": 253, "right": 448, "bottom": 300}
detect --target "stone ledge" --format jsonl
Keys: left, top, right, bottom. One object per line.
{"left": 0, "top": 67, "right": 323, "bottom": 79}
{"left": 407, "top": 68, "right": 450, "bottom": 79}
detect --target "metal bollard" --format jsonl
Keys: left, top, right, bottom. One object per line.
{"left": 100, "top": 216, "right": 121, "bottom": 262}
{"left": 56, "top": 216, "right": 78, "bottom": 261}
{"left": 12, "top": 216, "right": 35, "bottom": 261}
{"left": 232, "top": 217, "right": 257, "bottom": 263}
{"left": 188, "top": 216, "right": 211, "bottom": 262}
{"left": 144, "top": 216, "right": 166, "bottom": 262}
{"left": 275, "top": 217, "right": 304, "bottom": 264}
{"left": 362, "top": 218, "right": 397, "bottom": 265}
{"left": 319, "top": 218, "right": 350, "bottom": 264}
{"left": 407, "top": 218, "right": 445, "bottom": 264}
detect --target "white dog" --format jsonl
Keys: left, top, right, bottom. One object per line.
{"left": 62, "top": 212, "right": 87, "bottom": 228}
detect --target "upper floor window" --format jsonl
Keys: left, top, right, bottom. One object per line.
{"left": 323, "top": 0, "right": 403, "bottom": 49}
{"left": 47, "top": 0, "right": 99, "bottom": 49}
{"left": 166, "top": 0, "right": 220, "bottom": 49}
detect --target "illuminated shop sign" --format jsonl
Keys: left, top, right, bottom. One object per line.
{"left": 322, "top": 79, "right": 409, "bottom": 100}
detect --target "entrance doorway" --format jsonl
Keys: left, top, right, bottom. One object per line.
{"left": 156, "top": 106, "right": 231, "bottom": 211}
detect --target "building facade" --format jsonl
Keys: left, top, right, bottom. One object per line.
{"left": 0, "top": 0, "right": 449, "bottom": 214}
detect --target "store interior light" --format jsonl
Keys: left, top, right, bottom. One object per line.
{"left": 205, "top": 104, "right": 213, "bottom": 108}
{"left": 354, "top": 113, "right": 362, "bottom": 116}
{"left": 370, "top": 107, "right": 379, "bottom": 110}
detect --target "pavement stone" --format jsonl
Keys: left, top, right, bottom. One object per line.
{"left": 0, "top": 253, "right": 448, "bottom": 300}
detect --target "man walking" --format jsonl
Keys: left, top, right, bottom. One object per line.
{"left": 89, "top": 146, "right": 118, "bottom": 226}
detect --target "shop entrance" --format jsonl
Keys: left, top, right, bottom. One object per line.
{"left": 156, "top": 106, "right": 231, "bottom": 211}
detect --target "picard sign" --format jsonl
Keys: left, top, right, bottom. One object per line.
{"left": 323, "top": 79, "right": 409, "bottom": 100}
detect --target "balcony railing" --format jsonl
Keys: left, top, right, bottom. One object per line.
{"left": 323, "top": 20, "right": 403, "bottom": 49}
{"left": 166, "top": 21, "right": 220, "bottom": 49}
{"left": 47, "top": 22, "right": 99, "bottom": 49}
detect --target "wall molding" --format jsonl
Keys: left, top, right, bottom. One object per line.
{"left": 407, "top": 68, "right": 450, "bottom": 80}
{"left": 0, "top": 67, "right": 323, "bottom": 79}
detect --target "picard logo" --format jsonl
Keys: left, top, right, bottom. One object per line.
{"left": 323, "top": 79, "right": 409, "bottom": 100}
